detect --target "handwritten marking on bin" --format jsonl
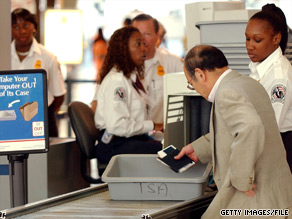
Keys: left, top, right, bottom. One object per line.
{"left": 139, "top": 183, "right": 168, "bottom": 196}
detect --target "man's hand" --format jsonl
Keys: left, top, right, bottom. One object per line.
{"left": 174, "top": 143, "right": 199, "bottom": 162}
{"left": 244, "top": 184, "right": 256, "bottom": 197}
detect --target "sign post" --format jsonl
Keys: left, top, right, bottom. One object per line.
{"left": 8, "top": 154, "right": 28, "bottom": 207}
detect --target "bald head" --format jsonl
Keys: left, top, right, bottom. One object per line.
{"left": 184, "top": 45, "right": 228, "bottom": 79}
{"left": 183, "top": 45, "right": 229, "bottom": 100}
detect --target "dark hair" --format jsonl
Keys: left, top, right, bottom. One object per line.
{"left": 124, "top": 18, "right": 132, "bottom": 26}
{"left": 132, "top": 14, "right": 159, "bottom": 33}
{"left": 11, "top": 8, "right": 38, "bottom": 30}
{"left": 184, "top": 45, "right": 228, "bottom": 79}
{"left": 250, "top": 4, "right": 288, "bottom": 53}
{"left": 99, "top": 26, "right": 144, "bottom": 83}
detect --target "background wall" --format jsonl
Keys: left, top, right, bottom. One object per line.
{"left": 0, "top": 0, "right": 11, "bottom": 70}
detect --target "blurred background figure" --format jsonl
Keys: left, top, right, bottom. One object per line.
{"left": 132, "top": 14, "right": 183, "bottom": 127}
{"left": 92, "top": 27, "right": 107, "bottom": 83}
{"left": 11, "top": 8, "right": 66, "bottom": 137}
{"left": 123, "top": 17, "right": 132, "bottom": 27}
{"left": 156, "top": 21, "right": 167, "bottom": 48}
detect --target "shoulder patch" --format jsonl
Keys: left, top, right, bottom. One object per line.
{"left": 271, "top": 84, "right": 286, "bottom": 103}
{"left": 114, "top": 87, "right": 126, "bottom": 101}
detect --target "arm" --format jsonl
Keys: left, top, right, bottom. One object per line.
{"left": 175, "top": 133, "right": 211, "bottom": 163}
{"left": 91, "top": 100, "right": 97, "bottom": 113}
{"left": 217, "top": 89, "right": 265, "bottom": 192}
{"left": 269, "top": 79, "right": 292, "bottom": 130}
{"left": 51, "top": 95, "right": 64, "bottom": 113}
{"left": 47, "top": 57, "right": 66, "bottom": 100}
{"left": 91, "top": 85, "right": 100, "bottom": 113}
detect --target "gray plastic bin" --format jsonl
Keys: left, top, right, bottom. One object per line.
{"left": 196, "top": 20, "right": 248, "bottom": 44}
{"left": 102, "top": 154, "right": 212, "bottom": 200}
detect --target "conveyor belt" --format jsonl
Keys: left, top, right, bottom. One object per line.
{"left": 150, "top": 190, "right": 216, "bottom": 218}
{"left": 4, "top": 183, "right": 216, "bottom": 218}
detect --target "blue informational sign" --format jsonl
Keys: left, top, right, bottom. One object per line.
{"left": 0, "top": 69, "right": 49, "bottom": 155}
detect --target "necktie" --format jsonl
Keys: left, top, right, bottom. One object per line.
{"left": 133, "top": 76, "right": 146, "bottom": 94}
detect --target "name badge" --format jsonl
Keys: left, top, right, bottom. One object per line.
{"left": 157, "top": 65, "right": 165, "bottom": 76}
{"left": 34, "top": 60, "right": 42, "bottom": 69}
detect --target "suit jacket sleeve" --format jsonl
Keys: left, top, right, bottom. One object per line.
{"left": 216, "top": 89, "right": 265, "bottom": 191}
{"left": 191, "top": 133, "right": 212, "bottom": 164}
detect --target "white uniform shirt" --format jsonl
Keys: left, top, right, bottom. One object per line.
{"left": 11, "top": 38, "right": 66, "bottom": 106}
{"left": 94, "top": 68, "right": 154, "bottom": 138}
{"left": 249, "top": 47, "right": 292, "bottom": 132}
{"left": 144, "top": 48, "right": 183, "bottom": 123}
{"left": 92, "top": 84, "right": 101, "bottom": 101}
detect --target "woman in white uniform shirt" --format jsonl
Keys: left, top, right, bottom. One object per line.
{"left": 245, "top": 4, "right": 292, "bottom": 172}
{"left": 94, "top": 26, "right": 162, "bottom": 163}
{"left": 11, "top": 8, "right": 66, "bottom": 137}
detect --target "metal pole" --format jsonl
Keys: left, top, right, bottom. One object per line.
{"left": 8, "top": 154, "right": 29, "bottom": 208}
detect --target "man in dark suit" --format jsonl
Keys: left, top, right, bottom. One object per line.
{"left": 176, "top": 45, "right": 292, "bottom": 218}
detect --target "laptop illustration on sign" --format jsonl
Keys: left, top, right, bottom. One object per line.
{"left": 0, "top": 110, "right": 17, "bottom": 121}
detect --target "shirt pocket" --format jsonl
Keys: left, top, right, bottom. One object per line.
{"left": 150, "top": 77, "right": 163, "bottom": 91}
{"left": 149, "top": 77, "right": 163, "bottom": 101}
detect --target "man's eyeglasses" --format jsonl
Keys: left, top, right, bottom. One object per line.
{"left": 187, "top": 81, "right": 195, "bottom": 90}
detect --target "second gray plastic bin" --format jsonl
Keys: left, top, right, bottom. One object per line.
{"left": 102, "top": 154, "right": 212, "bottom": 200}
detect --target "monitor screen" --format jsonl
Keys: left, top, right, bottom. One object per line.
{"left": 0, "top": 69, "right": 49, "bottom": 155}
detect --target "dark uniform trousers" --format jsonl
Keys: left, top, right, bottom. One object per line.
{"left": 281, "top": 131, "right": 292, "bottom": 173}
{"left": 95, "top": 129, "right": 162, "bottom": 163}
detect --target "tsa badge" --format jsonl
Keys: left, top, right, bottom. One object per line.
{"left": 114, "top": 87, "right": 126, "bottom": 101}
{"left": 271, "top": 84, "right": 286, "bottom": 103}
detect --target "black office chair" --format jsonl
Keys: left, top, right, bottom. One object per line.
{"left": 68, "top": 101, "right": 107, "bottom": 184}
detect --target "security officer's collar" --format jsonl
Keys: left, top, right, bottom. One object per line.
{"left": 253, "top": 47, "right": 282, "bottom": 79}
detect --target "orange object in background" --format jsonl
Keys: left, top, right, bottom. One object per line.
{"left": 92, "top": 28, "right": 107, "bottom": 82}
